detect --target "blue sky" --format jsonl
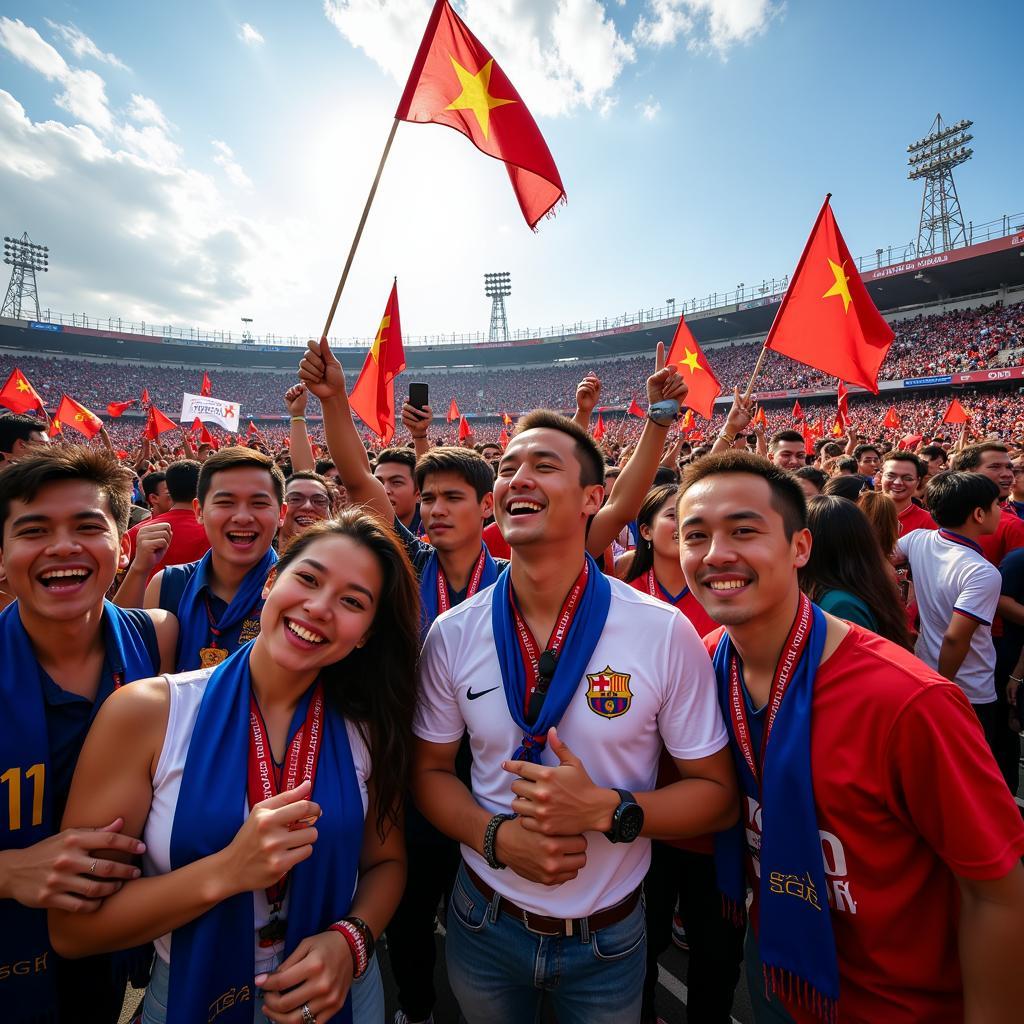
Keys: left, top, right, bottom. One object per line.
{"left": 0, "top": 1, "right": 1020, "bottom": 345}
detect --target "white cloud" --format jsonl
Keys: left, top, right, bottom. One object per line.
{"left": 239, "top": 22, "right": 265, "bottom": 46}
{"left": 127, "top": 94, "right": 170, "bottom": 131}
{"left": 212, "top": 139, "right": 253, "bottom": 190}
{"left": 45, "top": 19, "right": 130, "bottom": 71}
{"left": 322, "top": 0, "right": 636, "bottom": 118}
{"left": 633, "top": 0, "right": 778, "bottom": 54}
{"left": 0, "top": 18, "right": 113, "bottom": 132}
{"left": 638, "top": 95, "right": 660, "bottom": 120}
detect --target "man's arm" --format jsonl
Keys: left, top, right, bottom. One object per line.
{"left": 178, "top": 427, "right": 195, "bottom": 460}
{"left": 845, "top": 425, "right": 858, "bottom": 456}
{"left": 572, "top": 373, "right": 600, "bottom": 431}
{"left": 298, "top": 339, "right": 392, "bottom": 523}
{"left": 401, "top": 402, "right": 432, "bottom": 461}
{"left": 112, "top": 522, "right": 172, "bottom": 609}
{"left": 284, "top": 384, "right": 316, "bottom": 473}
{"left": 937, "top": 611, "right": 981, "bottom": 682}
{"left": 711, "top": 388, "right": 755, "bottom": 455}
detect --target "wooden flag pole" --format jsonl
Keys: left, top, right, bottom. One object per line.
{"left": 742, "top": 344, "right": 769, "bottom": 400}
{"left": 321, "top": 118, "right": 401, "bottom": 340}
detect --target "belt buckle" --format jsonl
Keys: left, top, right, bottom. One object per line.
{"left": 520, "top": 908, "right": 564, "bottom": 937}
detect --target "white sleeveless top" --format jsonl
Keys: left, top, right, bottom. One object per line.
{"left": 142, "top": 669, "right": 371, "bottom": 965}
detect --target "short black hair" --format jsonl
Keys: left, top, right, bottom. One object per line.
{"left": 882, "top": 451, "right": 924, "bottom": 479}
{"left": 677, "top": 449, "right": 807, "bottom": 538}
{"left": 837, "top": 456, "right": 858, "bottom": 474}
{"left": 926, "top": 471, "right": 999, "bottom": 528}
{"left": 794, "top": 466, "right": 827, "bottom": 492}
{"left": 652, "top": 466, "right": 680, "bottom": 486}
{"left": 197, "top": 446, "right": 285, "bottom": 505}
{"left": 165, "top": 460, "right": 201, "bottom": 503}
{"left": 513, "top": 409, "right": 605, "bottom": 487}
{"left": 415, "top": 446, "right": 495, "bottom": 501}
{"left": 0, "top": 446, "right": 134, "bottom": 541}
{"left": 953, "top": 442, "right": 1009, "bottom": 472}
{"left": 854, "top": 443, "right": 881, "bottom": 461}
{"left": 0, "top": 413, "right": 48, "bottom": 455}
{"left": 919, "top": 444, "right": 947, "bottom": 465}
{"left": 821, "top": 441, "right": 845, "bottom": 458}
{"left": 822, "top": 474, "right": 867, "bottom": 501}
{"left": 141, "top": 471, "right": 166, "bottom": 499}
{"left": 771, "top": 429, "right": 804, "bottom": 448}
{"left": 375, "top": 447, "right": 417, "bottom": 479}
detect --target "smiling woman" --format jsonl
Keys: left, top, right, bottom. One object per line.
{"left": 49, "top": 511, "right": 421, "bottom": 1024}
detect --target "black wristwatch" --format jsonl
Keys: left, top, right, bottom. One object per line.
{"left": 604, "top": 788, "right": 644, "bottom": 844}
{"left": 647, "top": 399, "right": 679, "bottom": 427}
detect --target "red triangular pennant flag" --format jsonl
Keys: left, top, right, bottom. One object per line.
{"left": 627, "top": 397, "right": 645, "bottom": 418}
{"left": 106, "top": 399, "right": 137, "bottom": 418}
{"left": 764, "top": 196, "right": 894, "bottom": 392}
{"left": 942, "top": 398, "right": 970, "bottom": 424}
{"left": 458, "top": 415, "right": 472, "bottom": 441}
{"left": 499, "top": 427, "right": 509, "bottom": 447}
{"left": 802, "top": 420, "right": 816, "bottom": 455}
{"left": 753, "top": 407, "right": 767, "bottom": 427}
{"left": 200, "top": 372, "right": 212, "bottom": 397}
{"left": 141, "top": 387, "right": 150, "bottom": 405}
{"left": 144, "top": 405, "right": 178, "bottom": 440}
{"left": 190, "top": 417, "right": 203, "bottom": 433}
{"left": 447, "top": 397, "right": 460, "bottom": 423}
{"left": 837, "top": 380, "right": 849, "bottom": 419}
{"left": 593, "top": 411, "right": 606, "bottom": 440}
{"left": 792, "top": 400, "right": 804, "bottom": 421}
{"left": 199, "top": 424, "right": 215, "bottom": 447}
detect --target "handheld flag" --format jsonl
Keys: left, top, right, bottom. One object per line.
{"left": 764, "top": 196, "right": 894, "bottom": 392}
{"left": 180, "top": 393, "right": 240, "bottom": 432}
{"left": 106, "top": 399, "right": 137, "bottom": 418}
{"left": 899, "top": 433, "right": 924, "bottom": 451}
{"left": 792, "top": 399, "right": 804, "bottom": 421}
{"left": 882, "top": 406, "right": 901, "bottom": 430}
{"left": 144, "top": 405, "right": 178, "bottom": 440}
{"left": 199, "top": 423, "right": 216, "bottom": 448}
{"left": 396, "top": 0, "right": 565, "bottom": 229}
{"left": 802, "top": 420, "right": 816, "bottom": 455}
{"left": 501, "top": 410, "right": 513, "bottom": 426}
{"left": 190, "top": 417, "right": 203, "bottom": 433}
{"left": 447, "top": 397, "right": 460, "bottom": 423}
{"left": 499, "top": 427, "right": 509, "bottom": 447}
{"left": 942, "top": 398, "right": 970, "bottom": 424}
{"left": 627, "top": 397, "right": 644, "bottom": 418}
{"left": 458, "top": 415, "right": 472, "bottom": 441}
{"left": 837, "top": 380, "right": 849, "bottom": 420}
{"left": 680, "top": 408, "right": 695, "bottom": 434}
{"left": 0, "top": 367, "right": 44, "bottom": 414}
{"left": 348, "top": 281, "right": 406, "bottom": 444}
{"left": 753, "top": 407, "right": 767, "bottom": 428}
{"left": 593, "top": 411, "right": 606, "bottom": 441}
{"left": 141, "top": 387, "right": 150, "bottom": 405}
{"left": 831, "top": 414, "right": 845, "bottom": 438}
{"left": 200, "top": 372, "right": 212, "bottom": 397}
{"left": 54, "top": 395, "right": 103, "bottom": 439}
{"left": 665, "top": 315, "right": 721, "bottom": 419}
{"left": 246, "top": 420, "right": 265, "bottom": 441}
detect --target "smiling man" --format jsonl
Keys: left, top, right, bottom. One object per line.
{"left": 0, "top": 446, "right": 176, "bottom": 1024}
{"left": 142, "top": 447, "right": 285, "bottom": 671}
{"left": 278, "top": 470, "right": 332, "bottom": 551}
{"left": 676, "top": 450, "right": 1024, "bottom": 1023}
{"left": 412, "top": 410, "right": 736, "bottom": 1024}
{"left": 880, "top": 452, "right": 936, "bottom": 535}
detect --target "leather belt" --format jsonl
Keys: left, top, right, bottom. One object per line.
{"left": 463, "top": 862, "right": 640, "bottom": 938}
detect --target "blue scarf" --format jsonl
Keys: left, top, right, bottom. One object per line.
{"left": 712, "top": 598, "right": 838, "bottom": 1022}
{"left": 166, "top": 642, "right": 362, "bottom": 1024}
{"left": 174, "top": 547, "right": 277, "bottom": 671}
{"left": 492, "top": 554, "right": 611, "bottom": 762}
{"left": 419, "top": 544, "right": 499, "bottom": 641}
{"left": 0, "top": 601, "right": 158, "bottom": 1024}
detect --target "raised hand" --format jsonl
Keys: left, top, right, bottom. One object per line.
{"left": 575, "top": 373, "right": 601, "bottom": 417}
{"left": 299, "top": 339, "right": 346, "bottom": 402}
{"left": 723, "top": 386, "right": 755, "bottom": 435}
{"left": 401, "top": 402, "right": 432, "bottom": 439}
{"left": 284, "top": 383, "right": 309, "bottom": 417}
{"left": 132, "top": 521, "right": 173, "bottom": 575}
{"left": 646, "top": 341, "right": 688, "bottom": 406}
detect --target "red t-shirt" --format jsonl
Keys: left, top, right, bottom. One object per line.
{"left": 896, "top": 501, "right": 936, "bottom": 537}
{"left": 126, "top": 508, "right": 211, "bottom": 580}
{"left": 979, "top": 506, "right": 1024, "bottom": 566}
{"left": 705, "top": 623, "right": 1024, "bottom": 1023}
{"left": 626, "top": 570, "right": 718, "bottom": 638}
{"left": 481, "top": 521, "right": 511, "bottom": 560}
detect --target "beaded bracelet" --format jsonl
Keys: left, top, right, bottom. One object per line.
{"left": 329, "top": 920, "right": 368, "bottom": 978}
{"left": 483, "top": 812, "right": 516, "bottom": 870}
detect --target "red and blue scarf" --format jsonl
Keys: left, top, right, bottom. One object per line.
{"left": 419, "top": 544, "right": 499, "bottom": 641}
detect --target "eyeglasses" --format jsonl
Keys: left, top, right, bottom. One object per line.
{"left": 285, "top": 493, "right": 330, "bottom": 509}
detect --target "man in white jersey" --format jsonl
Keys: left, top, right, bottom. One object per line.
{"left": 412, "top": 409, "right": 737, "bottom": 1024}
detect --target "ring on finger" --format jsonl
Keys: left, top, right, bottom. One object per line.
{"left": 301, "top": 1004, "right": 316, "bottom": 1024}
{"left": 88, "top": 860, "right": 97, "bottom": 875}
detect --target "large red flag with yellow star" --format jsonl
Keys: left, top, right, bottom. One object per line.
{"left": 764, "top": 195, "right": 893, "bottom": 392}
{"left": 349, "top": 280, "right": 406, "bottom": 444}
{"left": 0, "top": 367, "right": 45, "bottom": 414}
{"left": 395, "top": 0, "right": 565, "bottom": 229}
{"left": 664, "top": 315, "right": 721, "bottom": 419}
{"left": 54, "top": 394, "right": 103, "bottom": 440}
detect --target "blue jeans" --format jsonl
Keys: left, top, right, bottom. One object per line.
{"left": 140, "top": 948, "right": 384, "bottom": 1023}
{"left": 445, "top": 862, "right": 646, "bottom": 1024}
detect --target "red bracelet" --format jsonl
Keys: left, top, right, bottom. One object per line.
{"left": 329, "top": 921, "right": 367, "bottom": 978}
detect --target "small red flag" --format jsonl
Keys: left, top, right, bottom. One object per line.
{"left": 593, "top": 412, "right": 606, "bottom": 440}
{"left": 141, "top": 387, "right": 150, "bottom": 405}
{"left": 882, "top": 406, "right": 901, "bottom": 430}
{"left": 106, "top": 399, "right": 137, "bottom": 418}
{"left": 447, "top": 397, "right": 461, "bottom": 423}
{"left": 627, "top": 397, "right": 645, "bottom": 418}
{"left": 144, "top": 405, "right": 178, "bottom": 440}
{"left": 792, "top": 400, "right": 804, "bottom": 421}
{"left": 396, "top": 0, "right": 565, "bottom": 229}
{"left": 501, "top": 411, "right": 513, "bottom": 426}
{"left": 665, "top": 315, "right": 721, "bottom": 420}
{"left": 54, "top": 395, "right": 103, "bottom": 439}
{"left": 802, "top": 420, "right": 816, "bottom": 455}
{"left": 753, "top": 407, "right": 767, "bottom": 428}
{"left": 899, "top": 433, "right": 924, "bottom": 451}
{"left": 764, "top": 196, "right": 894, "bottom": 392}
{"left": 0, "top": 367, "right": 45, "bottom": 414}
{"left": 680, "top": 408, "right": 695, "bottom": 434}
{"left": 199, "top": 424, "right": 215, "bottom": 447}
{"left": 815, "top": 417, "right": 827, "bottom": 440}
{"left": 831, "top": 413, "right": 845, "bottom": 438}
{"left": 942, "top": 398, "right": 970, "bottom": 424}
{"left": 348, "top": 281, "right": 406, "bottom": 445}
{"left": 246, "top": 420, "right": 267, "bottom": 441}
{"left": 200, "top": 372, "right": 212, "bottom": 397}
{"left": 499, "top": 427, "right": 509, "bottom": 447}
{"left": 458, "top": 415, "right": 472, "bottom": 441}
{"left": 190, "top": 417, "right": 203, "bottom": 433}
{"left": 837, "top": 380, "right": 849, "bottom": 419}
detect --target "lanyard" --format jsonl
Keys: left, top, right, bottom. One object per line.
{"left": 643, "top": 568, "right": 689, "bottom": 607}
{"left": 727, "top": 593, "right": 812, "bottom": 788}
{"left": 938, "top": 528, "right": 983, "bottom": 555}
{"left": 247, "top": 682, "right": 325, "bottom": 912}
{"left": 436, "top": 547, "right": 488, "bottom": 615}
{"left": 510, "top": 561, "right": 588, "bottom": 722}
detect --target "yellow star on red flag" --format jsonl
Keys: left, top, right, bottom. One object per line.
{"left": 445, "top": 57, "right": 515, "bottom": 139}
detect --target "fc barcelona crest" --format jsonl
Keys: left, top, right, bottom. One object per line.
{"left": 586, "top": 666, "right": 632, "bottom": 719}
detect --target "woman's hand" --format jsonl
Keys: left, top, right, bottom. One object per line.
{"left": 219, "top": 781, "right": 320, "bottom": 896}
{"left": 257, "top": 929, "right": 354, "bottom": 1023}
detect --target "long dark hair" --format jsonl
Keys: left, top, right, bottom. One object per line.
{"left": 799, "top": 495, "right": 913, "bottom": 650}
{"left": 275, "top": 511, "right": 420, "bottom": 838}
{"left": 625, "top": 484, "right": 678, "bottom": 583}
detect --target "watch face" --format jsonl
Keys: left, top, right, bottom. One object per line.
{"left": 618, "top": 803, "right": 644, "bottom": 842}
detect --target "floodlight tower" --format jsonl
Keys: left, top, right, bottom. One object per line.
{"left": 2, "top": 233, "right": 48, "bottom": 320}
{"left": 907, "top": 114, "right": 973, "bottom": 255}
{"left": 484, "top": 271, "right": 511, "bottom": 343}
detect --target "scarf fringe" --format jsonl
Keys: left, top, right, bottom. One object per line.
{"left": 763, "top": 963, "right": 837, "bottom": 1024}
{"left": 720, "top": 892, "right": 747, "bottom": 929}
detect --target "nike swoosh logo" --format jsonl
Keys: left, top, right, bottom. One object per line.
{"left": 467, "top": 686, "right": 500, "bottom": 701}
